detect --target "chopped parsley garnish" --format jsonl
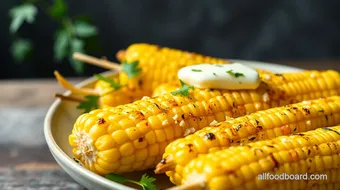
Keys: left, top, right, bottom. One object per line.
{"left": 235, "top": 72, "right": 245, "bottom": 78}
{"left": 226, "top": 70, "right": 244, "bottom": 78}
{"left": 213, "top": 72, "right": 217, "bottom": 76}
{"left": 171, "top": 80, "right": 194, "bottom": 96}
{"left": 76, "top": 95, "right": 100, "bottom": 113}
{"left": 191, "top": 69, "right": 202, "bottom": 72}
{"left": 105, "top": 173, "right": 157, "bottom": 190}
{"left": 94, "top": 74, "right": 122, "bottom": 90}
{"left": 318, "top": 110, "right": 324, "bottom": 112}
{"left": 121, "top": 61, "right": 142, "bottom": 78}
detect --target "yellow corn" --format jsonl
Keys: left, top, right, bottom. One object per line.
{"left": 117, "top": 43, "right": 228, "bottom": 94}
{"left": 158, "top": 96, "right": 340, "bottom": 184}
{"left": 176, "top": 125, "right": 340, "bottom": 190}
{"left": 152, "top": 83, "right": 181, "bottom": 97}
{"left": 69, "top": 70, "right": 340, "bottom": 174}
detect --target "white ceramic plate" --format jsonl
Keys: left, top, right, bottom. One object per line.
{"left": 44, "top": 61, "right": 303, "bottom": 190}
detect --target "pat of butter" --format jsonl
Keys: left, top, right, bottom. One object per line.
{"left": 178, "top": 63, "right": 260, "bottom": 90}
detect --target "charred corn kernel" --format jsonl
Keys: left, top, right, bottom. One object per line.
{"left": 159, "top": 96, "right": 340, "bottom": 183}
{"left": 70, "top": 70, "right": 340, "bottom": 174}
{"left": 178, "top": 126, "right": 340, "bottom": 190}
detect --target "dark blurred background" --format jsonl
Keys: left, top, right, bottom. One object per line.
{"left": 1, "top": 0, "right": 340, "bottom": 79}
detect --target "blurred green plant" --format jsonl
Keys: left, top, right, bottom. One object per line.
{"left": 9, "top": 0, "right": 100, "bottom": 73}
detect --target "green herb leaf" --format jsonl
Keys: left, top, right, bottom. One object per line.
{"left": 139, "top": 174, "right": 157, "bottom": 190}
{"left": 105, "top": 173, "right": 129, "bottom": 184}
{"left": 94, "top": 74, "right": 122, "bottom": 90}
{"left": 11, "top": 38, "right": 32, "bottom": 62}
{"left": 76, "top": 95, "right": 99, "bottom": 113}
{"left": 70, "top": 38, "right": 85, "bottom": 73}
{"left": 49, "top": 0, "right": 68, "bottom": 19}
{"left": 226, "top": 70, "right": 244, "bottom": 78}
{"left": 191, "top": 69, "right": 202, "bottom": 72}
{"left": 121, "top": 61, "right": 142, "bottom": 79}
{"left": 171, "top": 80, "right": 194, "bottom": 96}
{"left": 318, "top": 110, "right": 324, "bottom": 112}
{"left": 74, "top": 21, "right": 98, "bottom": 37}
{"left": 235, "top": 72, "right": 244, "bottom": 78}
{"left": 54, "top": 29, "right": 69, "bottom": 61}
{"left": 213, "top": 72, "right": 217, "bottom": 76}
{"left": 105, "top": 173, "right": 157, "bottom": 190}
{"left": 226, "top": 70, "right": 233, "bottom": 75}
{"left": 9, "top": 4, "right": 37, "bottom": 33}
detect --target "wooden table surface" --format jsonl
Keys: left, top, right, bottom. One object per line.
{"left": 0, "top": 61, "right": 339, "bottom": 190}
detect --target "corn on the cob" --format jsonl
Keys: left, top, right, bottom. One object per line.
{"left": 174, "top": 125, "right": 340, "bottom": 190}
{"left": 57, "top": 44, "right": 229, "bottom": 107}
{"left": 152, "top": 83, "right": 181, "bottom": 97}
{"left": 69, "top": 70, "right": 340, "bottom": 174}
{"left": 117, "top": 43, "right": 228, "bottom": 94}
{"left": 157, "top": 96, "right": 340, "bottom": 184}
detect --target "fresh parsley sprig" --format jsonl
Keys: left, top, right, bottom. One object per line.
{"left": 122, "top": 61, "right": 142, "bottom": 78}
{"left": 94, "top": 74, "right": 122, "bottom": 90}
{"left": 9, "top": 0, "right": 100, "bottom": 73}
{"left": 171, "top": 80, "right": 194, "bottom": 96}
{"left": 76, "top": 95, "right": 100, "bottom": 113}
{"left": 105, "top": 173, "right": 157, "bottom": 190}
{"left": 76, "top": 74, "right": 122, "bottom": 113}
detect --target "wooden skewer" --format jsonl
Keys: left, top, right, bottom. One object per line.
{"left": 72, "top": 52, "right": 122, "bottom": 71}
{"left": 54, "top": 71, "right": 99, "bottom": 96}
{"left": 55, "top": 93, "right": 84, "bottom": 102}
{"left": 166, "top": 181, "right": 206, "bottom": 190}
{"left": 154, "top": 156, "right": 175, "bottom": 174}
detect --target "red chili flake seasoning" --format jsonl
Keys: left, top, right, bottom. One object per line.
{"left": 97, "top": 118, "right": 106, "bottom": 124}
{"left": 204, "top": 133, "right": 216, "bottom": 140}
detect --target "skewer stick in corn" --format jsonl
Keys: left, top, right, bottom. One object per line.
{"left": 72, "top": 52, "right": 121, "bottom": 71}
{"left": 173, "top": 125, "right": 340, "bottom": 190}
{"left": 69, "top": 70, "right": 340, "bottom": 174}
{"left": 155, "top": 96, "right": 340, "bottom": 184}
{"left": 55, "top": 93, "right": 84, "bottom": 102}
{"left": 54, "top": 71, "right": 99, "bottom": 96}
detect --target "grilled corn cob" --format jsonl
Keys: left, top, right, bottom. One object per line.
{"left": 69, "top": 70, "right": 340, "bottom": 174}
{"left": 57, "top": 44, "right": 229, "bottom": 107}
{"left": 174, "top": 125, "right": 340, "bottom": 190}
{"left": 157, "top": 96, "right": 340, "bottom": 184}
{"left": 117, "top": 43, "right": 228, "bottom": 94}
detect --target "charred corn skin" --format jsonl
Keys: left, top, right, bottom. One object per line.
{"left": 69, "top": 70, "right": 340, "bottom": 174}
{"left": 118, "top": 43, "right": 228, "bottom": 93}
{"left": 95, "top": 80, "right": 146, "bottom": 107}
{"left": 180, "top": 126, "right": 340, "bottom": 190}
{"left": 162, "top": 96, "right": 340, "bottom": 184}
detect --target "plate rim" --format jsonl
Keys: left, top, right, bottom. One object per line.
{"left": 44, "top": 61, "right": 303, "bottom": 189}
